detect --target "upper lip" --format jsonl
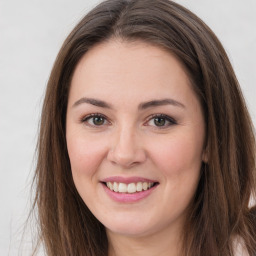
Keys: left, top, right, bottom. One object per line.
{"left": 101, "top": 176, "right": 158, "bottom": 184}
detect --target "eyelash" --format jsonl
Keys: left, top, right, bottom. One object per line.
{"left": 81, "top": 113, "right": 110, "bottom": 127}
{"left": 80, "top": 113, "right": 177, "bottom": 128}
{"left": 145, "top": 114, "right": 177, "bottom": 128}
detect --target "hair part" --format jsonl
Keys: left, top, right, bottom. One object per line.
{"left": 31, "top": 0, "right": 256, "bottom": 255}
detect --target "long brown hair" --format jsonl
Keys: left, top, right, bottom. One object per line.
{"left": 31, "top": 0, "right": 256, "bottom": 255}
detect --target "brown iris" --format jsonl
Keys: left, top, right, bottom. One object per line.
{"left": 93, "top": 116, "right": 105, "bottom": 125}
{"left": 154, "top": 117, "right": 166, "bottom": 126}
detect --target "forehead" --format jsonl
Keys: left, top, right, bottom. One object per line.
{"left": 69, "top": 39, "right": 194, "bottom": 103}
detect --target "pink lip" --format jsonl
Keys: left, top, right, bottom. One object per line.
{"left": 102, "top": 176, "right": 157, "bottom": 184}
{"left": 101, "top": 182, "right": 158, "bottom": 203}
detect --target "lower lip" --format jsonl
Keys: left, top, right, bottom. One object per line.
{"left": 102, "top": 183, "right": 158, "bottom": 203}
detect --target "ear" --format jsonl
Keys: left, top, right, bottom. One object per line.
{"left": 202, "top": 145, "right": 208, "bottom": 163}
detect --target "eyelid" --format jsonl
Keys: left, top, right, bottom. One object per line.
{"left": 79, "top": 113, "right": 176, "bottom": 129}
{"left": 80, "top": 113, "right": 111, "bottom": 127}
{"left": 144, "top": 114, "right": 177, "bottom": 128}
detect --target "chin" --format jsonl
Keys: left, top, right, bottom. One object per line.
{"left": 102, "top": 213, "right": 160, "bottom": 237}
{"left": 106, "top": 224, "right": 151, "bottom": 237}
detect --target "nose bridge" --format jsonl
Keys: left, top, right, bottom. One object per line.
{"left": 118, "top": 124, "right": 136, "bottom": 152}
{"left": 108, "top": 122, "right": 146, "bottom": 167}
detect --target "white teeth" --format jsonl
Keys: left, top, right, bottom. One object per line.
{"left": 113, "top": 182, "right": 118, "bottom": 192}
{"left": 136, "top": 182, "right": 143, "bottom": 192}
{"left": 118, "top": 183, "right": 127, "bottom": 193}
{"left": 106, "top": 181, "right": 155, "bottom": 193}
{"left": 107, "top": 182, "right": 113, "bottom": 190}
{"left": 127, "top": 183, "right": 136, "bottom": 193}
{"left": 142, "top": 182, "right": 148, "bottom": 190}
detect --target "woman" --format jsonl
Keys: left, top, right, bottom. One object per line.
{"left": 32, "top": 0, "right": 256, "bottom": 255}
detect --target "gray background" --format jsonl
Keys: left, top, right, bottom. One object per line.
{"left": 0, "top": 0, "right": 255, "bottom": 255}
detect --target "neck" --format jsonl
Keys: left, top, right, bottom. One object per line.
{"left": 107, "top": 224, "right": 183, "bottom": 256}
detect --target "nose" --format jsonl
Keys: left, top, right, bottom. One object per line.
{"left": 107, "top": 126, "right": 147, "bottom": 168}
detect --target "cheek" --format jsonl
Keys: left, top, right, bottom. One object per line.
{"left": 66, "top": 134, "right": 107, "bottom": 179}
{"left": 149, "top": 131, "right": 204, "bottom": 178}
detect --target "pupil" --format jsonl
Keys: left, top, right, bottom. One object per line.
{"left": 154, "top": 117, "right": 165, "bottom": 126}
{"left": 93, "top": 117, "right": 104, "bottom": 125}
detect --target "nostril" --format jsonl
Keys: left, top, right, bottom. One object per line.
{"left": 107, "top": 145, "right": 147, "bottom": 168}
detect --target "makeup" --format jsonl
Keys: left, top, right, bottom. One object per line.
{"left": 101, "top": 176, "right": 158, "bottom": 203}
{"left": 102, "top": 181, "right": 158, "bottom": 203}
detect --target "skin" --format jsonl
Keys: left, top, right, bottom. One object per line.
{"left": 66, "top": 39, "right": 207, "bottom": 256}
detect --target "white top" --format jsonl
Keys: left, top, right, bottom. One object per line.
{"left": 233, "top": 237, "right": 249, "bottom": 256}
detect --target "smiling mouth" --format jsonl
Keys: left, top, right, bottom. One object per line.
{"left": 103, "top": 181, "right": 159, "bottom": 193}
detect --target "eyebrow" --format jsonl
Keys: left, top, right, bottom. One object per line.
{"left": 72, "top": 97, "right": 185, "bottom": 109}
{"left": 138, "top": 98, "right": 185, "bottom": 110}
{"left": 72, "top": 97, "right": 113, "bottom": 109}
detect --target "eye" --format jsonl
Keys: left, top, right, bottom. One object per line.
{"left": 81, "top": 114, "right": 109, "bottom": 127}
{"left": 146, "top": 114, "right": 176, "bottom": 128}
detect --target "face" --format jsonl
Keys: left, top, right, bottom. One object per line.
{"left": 66, "top": 40, "right": 206, "bottom": 239}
